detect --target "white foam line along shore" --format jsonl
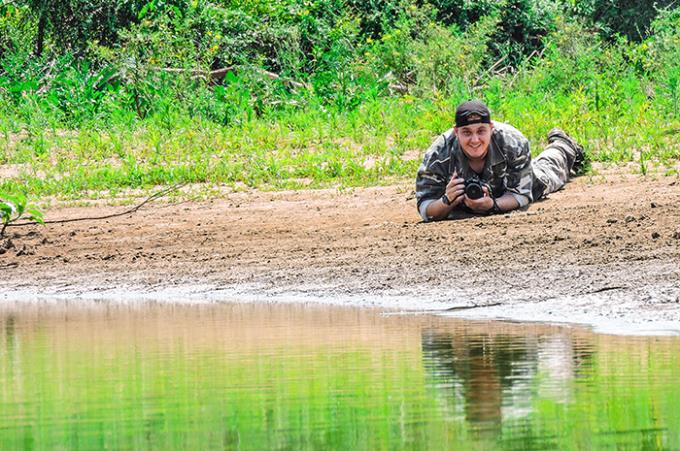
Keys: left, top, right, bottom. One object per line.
{"left": 2, "top": 281, "right": 679, "bottom": 336}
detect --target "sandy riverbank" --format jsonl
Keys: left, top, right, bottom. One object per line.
{"left": 2, "top": 164, "right": 679, "bottom": 335}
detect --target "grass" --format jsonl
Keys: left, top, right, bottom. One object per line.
{"left": 0, "top": 9, "right": 678, "bottom": 202}
{"left": 1, "top": 84, "right": 677, "bottom": 203}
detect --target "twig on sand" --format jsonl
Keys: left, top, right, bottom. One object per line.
{"left": 583, "top": 286, "right": 625, "bottom": 295}
{"left": 444, "top": 302, "right": 503, "bottom": 311}
{"left": 5, "top": 182, "right": 187, "bottom": 228}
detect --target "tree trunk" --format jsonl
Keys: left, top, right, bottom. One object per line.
{"left": 35, "top": 11, "right": 46, "bottom": 57}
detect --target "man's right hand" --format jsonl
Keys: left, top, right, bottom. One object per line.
{"left": 424, "top": 172, "right": 466, "bottom": 221}
{"left": 445, "top": 173, "right": 465, "bottom": 207}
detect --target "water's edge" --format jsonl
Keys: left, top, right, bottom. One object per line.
{"left": 2, "top": 281, "right": 679, "bottom": 336}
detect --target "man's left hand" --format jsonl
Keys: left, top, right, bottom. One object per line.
{"left": 463, "top": 187, "right": 494, "bottom": 213}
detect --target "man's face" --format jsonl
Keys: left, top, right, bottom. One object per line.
{"left": 455, "top": 123, "right": 493, "bottom": 160}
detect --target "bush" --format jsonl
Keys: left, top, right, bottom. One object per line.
{"left": 636, "top": 8, "right": 680, "bottom": 114}
{"left": 0, "top": 0, "right": 677, "bottom": 140}
{"left": 1, "top": 192, "right": 44, "bottom": 237}
{"left": 568, "top": 0, "right": 677, "bottom": 41}
{"left": 361, "top": 5, "right": 498, "bottom": 97}
{"left": 429, "top": 0, "right": 560, "bottom": 64}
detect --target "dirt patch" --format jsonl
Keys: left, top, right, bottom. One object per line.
{"left": 2, "top": 165, "right": 679, "bottom": 334}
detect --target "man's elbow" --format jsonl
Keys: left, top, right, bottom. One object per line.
{"left": 417, "top": 198, "right": 437, "bottom": 222}
{"left": 509, "top": 192, "right": 530, "bottom": 208}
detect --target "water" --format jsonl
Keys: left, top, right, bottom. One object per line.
{"left": 1, "top": 301, "right": 679, "bottom": 450}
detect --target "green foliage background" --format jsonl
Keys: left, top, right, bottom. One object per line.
{"left": 0, "top": 0, "right": 678, "bottom": 198}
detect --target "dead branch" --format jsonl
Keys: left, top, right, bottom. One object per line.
{"left": 258, "top": 69, "right": 306, "bottom": 89}
{"left": 158, "top": 66, "right": 235, "bottom": 81}
{"left": 0, "top": 0, "right": 20, "bottom": 9}
{"left": 157, "top": 66, "right": 307, "bottom": 89}
{"left": 5, "top": 182, "right": 187, "bottom": 230}
{"left": 473, "top": 54, "right": 508, "bottom": 87}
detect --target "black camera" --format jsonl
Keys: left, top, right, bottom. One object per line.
{"left": 464, "top": 177, "right": 485, "bottom": 200}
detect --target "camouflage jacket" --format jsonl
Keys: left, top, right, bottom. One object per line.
{"left": 415, "top": 121, "right": 533, "bottom": 221}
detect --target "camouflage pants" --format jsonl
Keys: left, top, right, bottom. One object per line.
{"left": 531, "top": 138, "right": 580, "bottom": 200}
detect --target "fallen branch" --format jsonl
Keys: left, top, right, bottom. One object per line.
{"left": 0, "top": 0, "right": 19, "bottom": 8}
{"left": 388, "top": 82, "right": 409, "bottom": 94}
{"left": 401, "top": 302, "right": 504, "bottom": 314}
{"left": 158, "top": 66, "right": 235, "bottom": 82}
{"left": 473, "top": 54, "right": 508, "bottom": 86}
{"left": 259, "top": 69, "right": 306, "bottom": 89}
{"left": 5, "top": 182, "right": 187, "bottom": 229}
{"left": 445, "top": 302, "right": 503, "bottom": 311}
{"left": 583, "top": 286, "right": 625, "bottom": 295}
{"left": 158, "top": 66, "right": 307, "bottom": 89}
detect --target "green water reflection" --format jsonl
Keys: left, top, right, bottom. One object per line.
{"left": 1, "top": 302, "right": 679, "bottom": 450}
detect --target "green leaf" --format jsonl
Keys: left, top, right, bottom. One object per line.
{"left": 2, "top": 194, "right": 20, "bottom": 205}
{"left": 26, "top": 208, "right": 45, "bottom": 224}
{"left": 1, "top": 200, "right": 15, "bottom": 216}
{"left": 4, "top": 193, "right": 25, "bottom": 205}
{"left": 225, "top": 71, "right": 238, "bottom": 83}
{"left": 1, "top": 203, "right": 12, "bottom": 223}
{"left": 138, "top": 1, "right": 154, "bottom": 19}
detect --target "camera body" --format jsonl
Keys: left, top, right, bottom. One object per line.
{"left": 464, "top": 176, "right": 485, "bottom": 200}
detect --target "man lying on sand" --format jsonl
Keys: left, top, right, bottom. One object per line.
{"left": 415, "top": 100, "right": 585, "bottom": 221}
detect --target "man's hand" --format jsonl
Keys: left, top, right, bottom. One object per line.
{"left": 445, "top": 173, "right": 465, "bottom": 207}
{"left": 463, "top": 186, "right": 494, "bottom": 213}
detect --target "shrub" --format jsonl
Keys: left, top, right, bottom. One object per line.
{"left": 0, "top": 193, "right": 44, "bottom": 237}
{"left": 568, "top": 0, "right": 677, "bottom": 41}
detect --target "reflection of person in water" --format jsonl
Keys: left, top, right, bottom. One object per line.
{"left": 422, "top": 330, "right": 533, "bottom": 438}
{"left": 421, "top": 328, "right": 594, "bottom": 441}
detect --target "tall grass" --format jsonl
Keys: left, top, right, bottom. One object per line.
{"left": 0, "top": 6, "right": 678, "bottom": 199}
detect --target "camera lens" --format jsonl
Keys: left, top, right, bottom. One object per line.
{"left": 465, "top": 182, "right": 484, "bottom": 200}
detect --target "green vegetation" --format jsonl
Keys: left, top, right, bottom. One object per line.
{"left": 2, "top": 304, "right": 680, "bottom": 449}
{"left": 0, "top": 1, "right": 678, "bottom": 199}
{"left": 0, "top": 192, "right": 43, "bottom": 236}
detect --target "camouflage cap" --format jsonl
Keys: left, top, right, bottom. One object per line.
{"left": 455, "top": 100, "right": 491, "bottom": 127}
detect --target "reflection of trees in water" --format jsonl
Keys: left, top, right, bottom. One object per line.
{"left": 3, "top": 314, "right": 16, "bottom": 340}
{"left": 536, "top": 333, "right": 594, "bottom": 403}
{"left": 421, "top": 327, "right": 595, "bottom": 440}
{"left": 2, "top": 314, "right": 16, "bottom": 355}
{"left": 1, "top": 314, "right": 18, "bottom": 385}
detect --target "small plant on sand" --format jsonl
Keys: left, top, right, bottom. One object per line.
{"left": 0, "top": 193, "right": 44, "bottom": 237}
